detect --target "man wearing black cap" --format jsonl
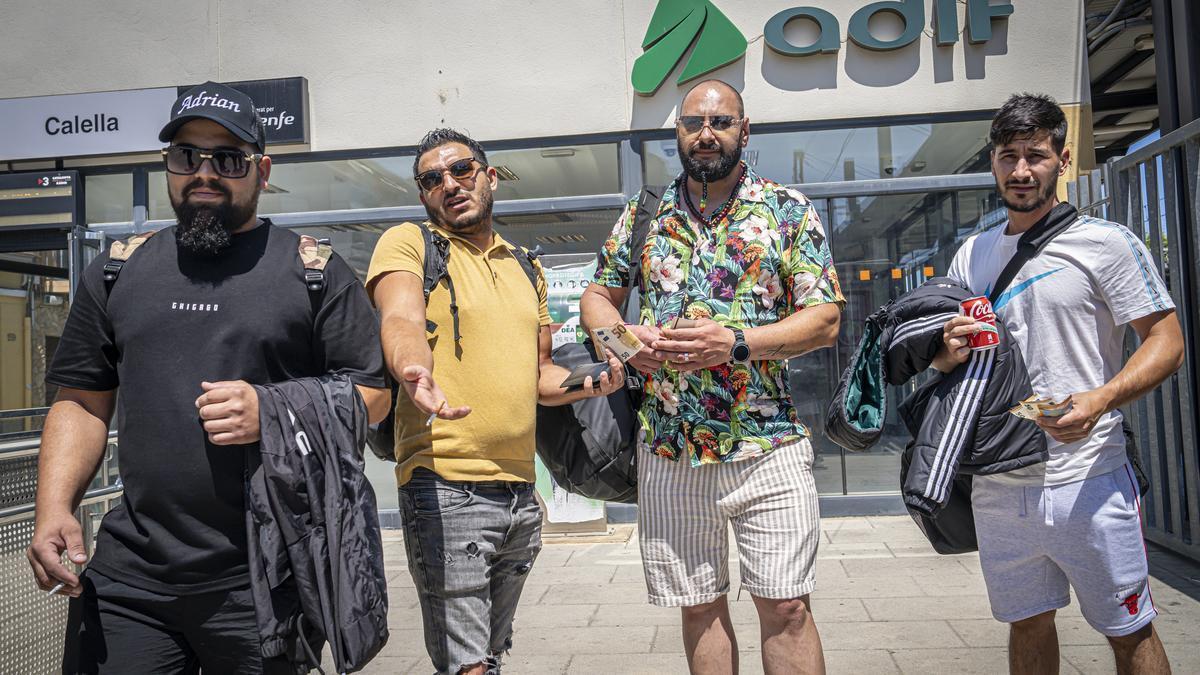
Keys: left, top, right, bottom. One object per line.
{"left": 26, "top": 81, "right": 391, "bottom": 673}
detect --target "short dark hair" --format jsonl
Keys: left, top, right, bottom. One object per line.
{"left": 990, "top": 93, "right": 1068, "bottom": 154}
{"left": 413, "top": 128, "right": 489, "bottom": 177}
{"left": 682, "top": 79, "right": 745, "bottom": 118}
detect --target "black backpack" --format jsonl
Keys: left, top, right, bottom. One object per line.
{"left": 367, "top": 190, "right": 662, "bottom": 504}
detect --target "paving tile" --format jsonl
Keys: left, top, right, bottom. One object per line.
{"left": 840, "top": 556, "right": 981, "bottom": 579}
{"left": 816, "top": 542, "right": 895, "bottom": 559}
{"left": 538, "top": 582, "right": 650, "bottom": 605}
{"left": 864, "top": 594, "right": 996, "bottom": 622}
{"left": 820, "top": 620, "right": 965, "bottom": 650}
{"left": 890, "top": 647, "right": 1011, "bottom": 674}
{"left": 495, "top": 652, "right": 573, "bottom": 673}
{"left": 516, "top": 625, "right": 656, "bottom": 654}
{"left": 525, "top": 562, "right": 617, "bottom": 586}
{"left": 567, "top": 653, "right": 690, "bottom": 673}
{"left": 358, "top": 655, "right": 422, "bottom": 674}
{"left": 814, "top": 576, "right": 932, "bottom": 599}
{"left": 592, "top": 602, "right": 682, "bottom": 626}
{"left": 825, "top": 649, "right": 901, "bottom": 673}
{"left": 911, "top": 574, "right": 992, "bottom": 597}
{"left": 512, "top": 603, "right": 597, "bottom": 628}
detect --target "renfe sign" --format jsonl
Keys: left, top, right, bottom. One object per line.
{"left": 0, "top": 77, "right": 309, "bottom": 162}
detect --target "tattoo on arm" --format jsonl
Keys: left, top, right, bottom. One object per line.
{"left": 762, "top": 344, "right": 790, "bottom": 358}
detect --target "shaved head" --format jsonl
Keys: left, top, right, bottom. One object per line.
{"left": 681, "top": 79, "right": 744, "bottom": 118}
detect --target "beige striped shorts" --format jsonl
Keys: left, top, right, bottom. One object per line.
{"left": 637, "top": 439, "right": 821, "bottom": 607}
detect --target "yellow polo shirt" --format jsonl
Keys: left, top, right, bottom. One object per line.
{"left": 366, "top": 222, "right": 550, "bottom": 485}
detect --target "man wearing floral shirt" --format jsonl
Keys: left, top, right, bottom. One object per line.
{"left": 581, "top": 79, "right": 843, "bottom": 674}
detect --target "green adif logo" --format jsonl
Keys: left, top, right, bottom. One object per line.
{"left": 632, "top": 0, "right": 748, "bottom": 96}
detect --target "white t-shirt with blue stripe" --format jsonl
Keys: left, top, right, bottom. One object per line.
{"left": 948, "top": 214, "right": 1174, "bottom": 486}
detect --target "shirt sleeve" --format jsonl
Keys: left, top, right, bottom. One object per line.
{"left": 46, "top": 258, "right": 119, "bottom": 391}
{"left": 1095, "top": 224, "right": 1175, "bottom": 326}
{"left": 315, "top": 254, "right": 388, "bottom": 389}
{"left": 365, "top": 222, "right": 426, "bottom": 304}
{"left": 593, "top": 202, "right": 637, "bottom": 287}
{"left": 780, "top": 191, "right": 845, "bottom": 313}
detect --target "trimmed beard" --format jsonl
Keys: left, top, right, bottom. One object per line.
{"left": 170, "top": 179, "right": 260, "bottom": 255}
{"left": 427, "top": 187, "right": 494, "bottom": 235}
{"left": 1000, "top": 172, "right": 1058, "bottom": 214}
{"left": 679, "top": 138, "right": 742, "bottom": 182}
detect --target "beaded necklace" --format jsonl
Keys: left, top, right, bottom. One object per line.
{"left": 681, "top": 163, "right": 746, "bottom": 227}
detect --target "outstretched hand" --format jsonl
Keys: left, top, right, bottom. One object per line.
{"left": 402, "top": 365, "right": 470, "bottom": 420}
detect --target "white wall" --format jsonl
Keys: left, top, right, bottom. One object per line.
{"left": 1, "top": 0, "right": 1085, "bottom": 154}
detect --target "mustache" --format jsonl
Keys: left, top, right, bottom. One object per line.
{"left": 183, "top": 178, "right": 231, "bottom": 199}
{"left": 689, "top": 141, "right": 722, "bottom": 153}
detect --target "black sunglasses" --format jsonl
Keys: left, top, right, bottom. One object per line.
{"left": 415, "top": 158, "right": 486, "bottom": 192}
{"left": 162, "top": 145, "right": 263, "bottom": 179}
{"left": 676, "top": 115, "right": 742, "bottom": 134}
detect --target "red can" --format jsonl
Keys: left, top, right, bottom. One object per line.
{"left": 960, "top": 296, "right": 1000, "bottom": 350}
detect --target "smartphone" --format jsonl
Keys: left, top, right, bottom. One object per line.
{"left": 559, "top": 362, "right": 610, "bottom": 391}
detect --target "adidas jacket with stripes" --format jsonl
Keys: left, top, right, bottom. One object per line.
{"left": 888, "top": 278, "right": 1047, "bottom": 516}
{"left": 825, "top": 277, "right": 1047, "bottom": 517}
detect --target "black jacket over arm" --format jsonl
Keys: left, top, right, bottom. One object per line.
{"left": 826, "top": 278, "right": 1047, "bottom": 535}
{"left": 248, "top": 375, "right": 389, "bottom": 673}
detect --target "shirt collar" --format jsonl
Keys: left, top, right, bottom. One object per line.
{"left": 425, "top": 221, "right": 513, "bottom": 257}
{"left": 670, "top": 161, "right": 766, "bottom": 209}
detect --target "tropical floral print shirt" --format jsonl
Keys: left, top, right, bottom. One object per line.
{"left": 594, "top": 164, "right": 844, "bottom": 466}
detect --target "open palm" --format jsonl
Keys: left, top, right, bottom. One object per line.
{"left": 401, "top": 365, "right": 471, "bottom": 420}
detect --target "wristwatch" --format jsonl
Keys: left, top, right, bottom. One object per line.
{"left": 730, "top": 328, "right": 751, "bottom": 364}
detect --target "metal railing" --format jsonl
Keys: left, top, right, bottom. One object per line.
{"left": 1071, "top": 118, "right": 1200, "bottom": 562}
{"left": 0, "top": 409, "right": 121, "bottom": 675}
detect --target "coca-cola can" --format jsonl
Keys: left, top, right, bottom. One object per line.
{"left": 960, "top": 296, "right": 1000, "bottom": 350}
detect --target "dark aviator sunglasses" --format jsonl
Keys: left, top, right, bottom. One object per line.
{"left": 676, "top": 115, "right": 742, "bottom": 134}
{"left": 415, "top": 158, "right": 487, "bottom": 193}
{"left": 162, "top": 145, "right": 263, "bottom": 179}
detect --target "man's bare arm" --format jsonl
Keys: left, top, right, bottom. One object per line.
{"left": 355, "top": 385, "right": 392, "bottom": 425}
{"left": 744, "top": 303, "right": 841, "bottom": 360}
{"left": 372, "top": 271, "right": 469, "bottom": 419}
{"left": 1038, "top": 309, "right": 1184, "bottom": 443}
{"left": 536, "top": 326, "right": 624, "bottom": 406}
{"left": 27, "top": 387, "right": 115, "bottom": 596}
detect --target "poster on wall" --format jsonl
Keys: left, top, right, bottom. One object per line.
{"left": 535, "top": 253, "right": 608, "bottom": 529}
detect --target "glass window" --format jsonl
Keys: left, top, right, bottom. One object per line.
{"left": 1, "top": 250, "right": 72, "bottom": 427}
{"left": 84, "top": 173, "right": 132, "bottom": 224}
{"left": 149, "top": 143, "right": 620, "bottom": 221}
{"left": 643, "top": 119, "right": 992, "bottom": 187}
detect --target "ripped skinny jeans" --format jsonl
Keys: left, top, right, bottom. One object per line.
{"left": 399, "top": 468, "right": 543, "bottom": 675}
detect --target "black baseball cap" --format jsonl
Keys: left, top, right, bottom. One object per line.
{"left": 158, "top": 81, "right": 266, "bottom": 152}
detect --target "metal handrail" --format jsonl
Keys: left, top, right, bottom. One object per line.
{"left": 1110, "top": 116, "right": 1200, "bottom": 171}
{"left": 0, "top": 407, "right": 51, "bottom": 419}
{"left": 0, "top": 482, "right": 124, "bottom": 527}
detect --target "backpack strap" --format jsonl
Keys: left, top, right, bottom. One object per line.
{"left": 102, "top": 230, "right": 158, "bottom": 295}
{"left": 416, "top": 222, "right": 461, "bottom": 341}
{"left": 511, "top": 244, "right": 543, "bottom": 293}
{"left": 618, "top": 185, "right": 664, "bottom": 315}
{"left": 298, "top": 234, "right": 333, "bottom": 292}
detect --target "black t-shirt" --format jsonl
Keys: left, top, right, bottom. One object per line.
{"left": 47, "top": 220, "right": 386, "bottom": 594}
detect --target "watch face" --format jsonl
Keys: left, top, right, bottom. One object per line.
{"left": 733, "top": 343, "right": 751, "bottom": 362}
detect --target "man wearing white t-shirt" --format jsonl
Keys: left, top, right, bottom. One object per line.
{"left": 936, "top": 94, "right": 1183, "bottom": 674}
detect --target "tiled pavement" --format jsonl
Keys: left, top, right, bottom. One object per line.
{"left": 360, "top": 516, "right": 1200, "bottom": 674}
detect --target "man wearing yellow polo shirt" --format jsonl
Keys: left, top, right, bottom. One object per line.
{"left": 366, "top": 128, "right": 624, "bottom": 675}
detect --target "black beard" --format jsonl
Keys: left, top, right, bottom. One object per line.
{"left": 1000, "top": 174, "right": 1058, "bottom": 213}
{"left": 679, "top": 138, "right": 742, "bottom": 182}
{"left": 170, "top": 179, "right": 259, "bottom": 255}
{"left": 427, "top": 188, "right": 494, "bottom": 234}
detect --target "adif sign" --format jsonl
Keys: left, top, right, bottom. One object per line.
{"left": 764, "top": 0, "right": 1014, "bottom": 56}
